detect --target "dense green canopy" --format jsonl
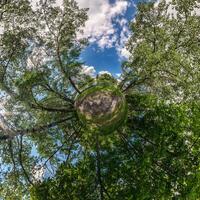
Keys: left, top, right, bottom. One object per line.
{"left": 0, "top": 0, "right": 200, "bottom": 199}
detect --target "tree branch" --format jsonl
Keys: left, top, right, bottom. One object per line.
{"left": 30, "top": 102, "right": 73, "bottom": 113}
{"left": 8, "top": 140, "right": 17, "bottom": 179}
{"left": 119, "top": 131, "right": 186, "bottom": 188}
{"left": 56, "top": 44, "right": 81, "bottom": 94}
{"left": 42, "top": 83, "right": 74, "bottom": 104}
{"left": 42, "top": 130, "right": 78, "bottom": 168}
{"left": 56, "top": 24, "right": 81, "bottom": 94}
{"left": 17, "top": 135, "right": 34, "bottom": 185}
{"left": 0, "top": 116, "right": 74, "bottom": 140}
{"left": 21, "top": 116, "right": 74, "bottom": 134}
{"left": 123, "top": 76, "right": 150, "bottom": 92}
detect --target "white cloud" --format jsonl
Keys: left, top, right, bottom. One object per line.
{"left": 0, "top": 94, "right": 14, "bottom": 135}
{"left": 116, "top": 73, "right": 121, "bottom": 77}
{"left": 76, "top": 0, "right": 130, "bottom": 50}
{"left": 30, "top": 0, "right": 133, "bottom": 59}
{"left": 116, "top": 73, "right": 123, "bottom": 82}
{"left": 0, "top": 94, "right": 10, "bottom": 116}
{"left": 119, "top": 47, "right": 131, "bottom": 59}
{"left": 81, "top": 65, "right": 96, "bottom": 77}
{"left": 32, "top": 165, "right": 45, "bottom": 183}
{"left": 115, "top": 17, "right": 131, "bottom": 59}
{"left": 98, "top": 71, "right": 112, "bottom": 76}
{"left": 0, "top": 26, "right": 3, "bottom": 34}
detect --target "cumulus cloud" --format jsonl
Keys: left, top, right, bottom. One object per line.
{"left": 115, "top": 73, "right": 121, "bottom": 77}
{"left": 118, "top": 47, "right": 131, "bottom": 59}
{"left": 76, "top": 0, "right": 130, "bottom": 50}
{"left": 115, "top": 17, "right": 131, "bottom": 59}
{"left": 98, "top": 71, "right": 112, "bottom": 76}
{"left": 81, "top": 65, "right": 96, "bottom": 77}
{"left": 30, "top": 0, "right": 133, "bottom": 59}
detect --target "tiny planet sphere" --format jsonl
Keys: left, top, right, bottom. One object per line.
{"left": 75, "top": 82, "right": 127, "bottom": 133}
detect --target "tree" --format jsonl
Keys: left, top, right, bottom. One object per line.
{"left": 0, "top": 0, "right": 88, "bottom": 198}
{"left": 122, "top": 0, "right": 200, "bottom": 102}
{"left": 0, "top": 0, "right": 200, "bottom": 199}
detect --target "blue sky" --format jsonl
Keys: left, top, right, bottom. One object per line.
{"left": 80, "top": 44, "right": 122, "bottom": 75}
{"left": 75, "top": 0, "right": 137, "bottom": 76}
{"left": 29, "top": 0, "right": 139, "bottom": 76}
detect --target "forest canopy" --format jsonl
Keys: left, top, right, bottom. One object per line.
{"left": 0, "top": 0, "right": 200, "bottom": 199}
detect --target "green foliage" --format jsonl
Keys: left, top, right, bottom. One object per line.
{"left": 123, "top": 0, "right": 200, "bottom": 102}
{"left": 97, "top": 73, "right": 118, "bottom": 85}
{"left": 30, "top": 160, "right": 97, "bottom": 200}
{"left": 29, "top": 92, "right": 200, "bottom": 199}
{"left": 0, "top": 0, "right": 200, "bottom": 199}
{"left": 15, "top": 71, "right": 45, "bottom": 87}
{"left": 30, "top": 183, "right": 50, "bottom": 200}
